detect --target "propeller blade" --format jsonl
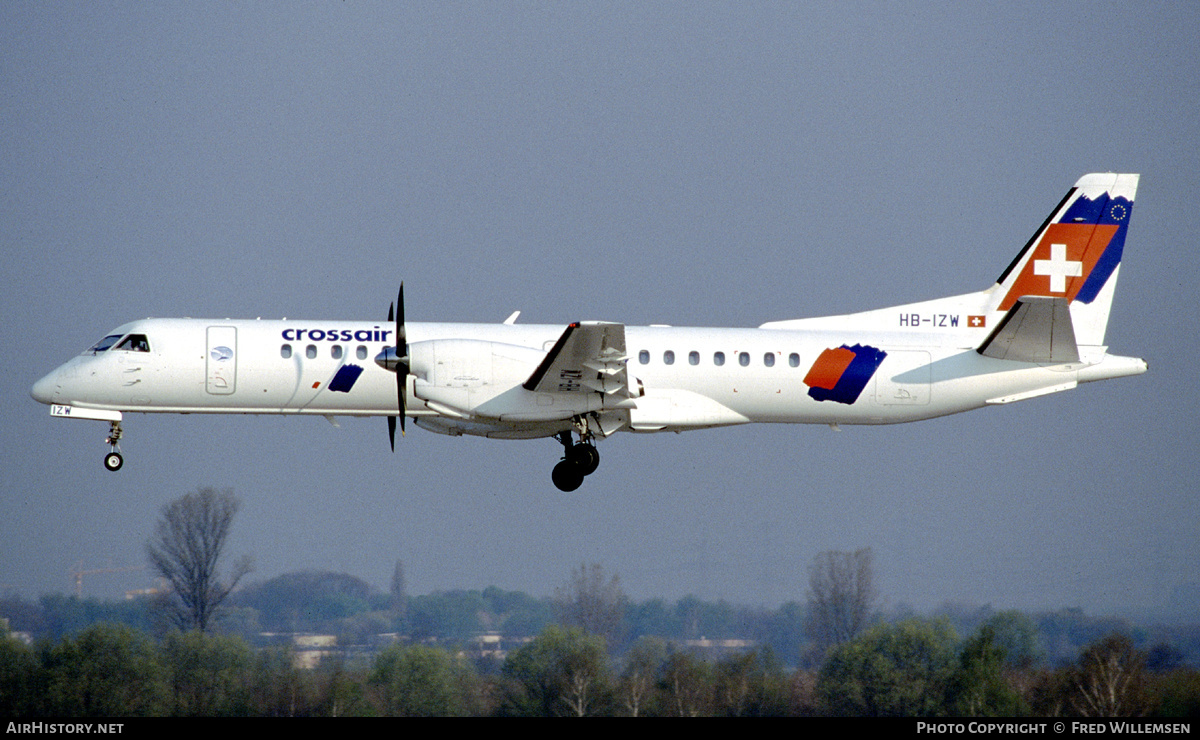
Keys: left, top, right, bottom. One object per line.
{"left": 397, "top": 370, "right": 406, "bottom": 435}
{"left": 386, "top": 296, "right": 399, "bottom": 448}
{"left": 397, "top": 284, "right": 406, "bottom": 348}
{"left": 396, "top": 283, "right": 407, "bottom": 436}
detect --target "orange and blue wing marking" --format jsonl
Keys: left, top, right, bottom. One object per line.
{"left": 804, "top": 344, "right": 888, "bottom": 404}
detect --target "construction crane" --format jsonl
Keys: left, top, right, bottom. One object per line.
{"left": 68, "top": 560, "right": 143, "bottom": 598}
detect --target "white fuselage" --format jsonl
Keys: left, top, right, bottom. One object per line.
{"left": 30, "top": 316, "right": 1146, "bottom": 440}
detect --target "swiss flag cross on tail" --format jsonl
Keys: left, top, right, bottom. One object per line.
{"left": 999, "top": 223, "right": 1118, "bottom": 311}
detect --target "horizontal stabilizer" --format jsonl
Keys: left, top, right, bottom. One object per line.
{"left": 977, "top": 296, "right": 1079, "bottom": 363}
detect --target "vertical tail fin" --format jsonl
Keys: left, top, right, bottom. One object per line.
{"left": 989, "top": 173, "right": 1138, "bottom": 346}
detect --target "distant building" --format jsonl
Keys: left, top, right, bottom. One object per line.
{"left": 681, "top": 637, "right": 756, "bottom": 658}
{"left": 291, "top": 634, "right": 338, "bottom": 670}
{"left": 469, "top": 631, "right": 505, "bottom": 660}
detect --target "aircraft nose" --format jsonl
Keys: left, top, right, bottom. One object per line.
{"left": 31, "top": 370, "right": 59, "bottom": 404}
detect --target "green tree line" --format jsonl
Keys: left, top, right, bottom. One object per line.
{"left": 4, "top": 583, "right": 1197, "bottom": 671}
{"left": 4, "top": 614, "right": 1200, "bottom": 716}
{"left": 4, "top": 525, "right": 1198, "bottom": 717}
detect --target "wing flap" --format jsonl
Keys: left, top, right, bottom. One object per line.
{"left": 523, "top": 322, "right": 636, "bottom": 398}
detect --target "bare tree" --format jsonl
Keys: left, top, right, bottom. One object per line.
{"left": 806, "top": 547, "right": 876, "bottom": 651}
{"left": 146, "top": 487, "right": 251, "bottom": 632}
{"left": 554, "top": 563, "right": 627, "bottom": 647}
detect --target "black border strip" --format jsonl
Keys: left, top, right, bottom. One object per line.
{"left": 995, "top": 187, "right": 1076, "bottom": 285}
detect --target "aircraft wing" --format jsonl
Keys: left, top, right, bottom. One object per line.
{"left": 523, "top": 321, "right": 634, "bottom": 397}
{"left": 977, "top": 296, "right": 1080, "bottom": 363}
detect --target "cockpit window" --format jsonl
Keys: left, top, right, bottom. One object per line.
{"left": 114, "top": 334, "right": 150, "bottom": 352}
{"left": 85, "top": 334, "right": 124, "bottom": 354}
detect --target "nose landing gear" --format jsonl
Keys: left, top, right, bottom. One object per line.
{"left": 103, "top": 421, "right": 124, "bottom": 472}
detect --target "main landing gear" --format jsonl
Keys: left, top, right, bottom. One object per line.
{"left": 551, "top": 425, "right": 601, "bottom": 492}
{"left": 103, "top": 421, "right": 124, "bottom": 472}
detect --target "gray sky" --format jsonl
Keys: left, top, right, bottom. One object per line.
{"left": 3, "top": 2, "right": 1197, "bottom": 619}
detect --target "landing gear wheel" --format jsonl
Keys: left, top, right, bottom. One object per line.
{"left": 552, "top": 460, "right": 585, "bottom": 492}
{"left": 104, "top": 452, "right": 124, "bottom": 472}
{"left": 568, "top": 443, "right": 600, "bottom": 476}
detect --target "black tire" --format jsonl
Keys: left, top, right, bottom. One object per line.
{"left": 552, "top": 459, "right": 584, "bottom": 492}
{"left": 104, "top": 452, "right": 123, "bottom": 472}
{"left": 569, "top": 444, "right": 600, "bottom": 476}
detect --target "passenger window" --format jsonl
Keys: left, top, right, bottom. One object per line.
{"left": 357, "top": 345, "right": 368, "bottom": 360}
{"left": 688, "top": 351, "right": 699, "bottom": 366}
{"left": 663, "top": 350, "right": 675, "bottom": 365}
{"left": 714, "top": 351, "right": 725, "bottom": 366}
{"left": 789, "top": 353, "right": 800, "bottom": 368}
{"left": 764, "top": 353, "right": 775, "bottom": 367}
{"left": 306, "top": 345, "right": 317, "bottom": 359}
{"left": 639, "top": 350, "right": 650, "bottom": 364}
{"left": 332, "top": 345, "right": 343, "bottom": 360}
{"left": 281, "top": 344, "right": 292, "bottom": 359}
{"left": 114, "top": 334, "right": 150, "bottom": 352}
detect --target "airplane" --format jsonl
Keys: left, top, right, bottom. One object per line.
{"left": 31, "top": 173, "right": 1147, "bottom": 491}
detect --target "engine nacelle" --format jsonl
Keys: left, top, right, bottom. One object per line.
{"left": 408, "top": 339, "right": 545, "bottom": 418}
